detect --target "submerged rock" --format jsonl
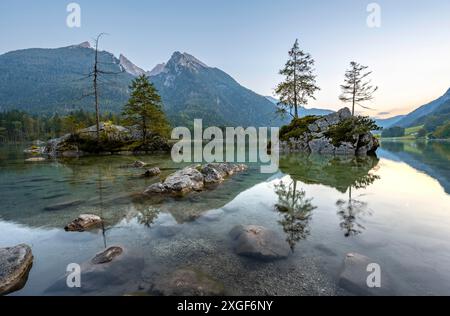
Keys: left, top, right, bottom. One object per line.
{"left": 91, "top": 246, "right": 123, "bottom": 264}
{"left": 65, "top": 214, "right": 102, "bottom": 232}
{"left": 200, "top": 209, "right": 224, "bottom": 222}
{"left": 44, "top": 199, "right": 84, "bottom": 211}
{"left": 144, "top": 163, "right": 247, "bottom": 195}
{"left": 155, "top": 223, "right": 182, "bottom": 238}
{"left": 229, "top": 225, "right": 290, "bottom": 261}
{"left": 152, "top": 268, "right": 225, "bottom": 296}
{"left": 45, "top": 250, "right": 144, "bottom": 295}
{"left": 131, "top": 160, "right": 147, "bottom": 168}
{"left": 0, "top": 244, "right": 34, "bottom": 295}
{"left": 144, "top": 167, "right": 161, "bottom": 177}
{"left": 25, "top": 157, "right": 46, "bottom": 162}
{"left": 338, "top": 253, "right": 394, "bottom": 295}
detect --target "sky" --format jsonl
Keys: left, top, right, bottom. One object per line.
{"left": 1, "top": 0, "right": 449, "bottom": 118}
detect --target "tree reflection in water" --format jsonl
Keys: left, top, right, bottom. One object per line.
{"left": 336, "top": 172, "right": 380, "bottom": 237}
{"left": 274, "top": 180, "right": 316, "bottom": 251}
{"left": 279, "top": 154, "right": 381, "bottom": 239}
{"left": 137, "top": 206, "right": 160, "bottom": 227}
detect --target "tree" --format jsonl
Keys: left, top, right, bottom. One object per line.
{"left": 275, "top": 39, "right": 320, "bottom": 119}
{"left": 339, "top": 62, "right": 378, "bottom": 116}
{"left": 81, "top": 33, "right": 123, "bottom": 142}
{"left": 417, "top": 128, "right": 427, "bottom": 138}
{"left": 274, "top": 180, "right": 316, "bottom": 251}
{"left": 123, "top": 75, "right": 171, "bottom": 143}
{"left": 381, "top": 126, "right": 405, "bottom": 138}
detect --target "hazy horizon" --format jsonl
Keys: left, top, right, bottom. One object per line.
{"left": 1, "top": 0, "right": 449, "bottom": 118}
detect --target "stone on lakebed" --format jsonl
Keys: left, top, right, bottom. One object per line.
{"left": 65, "top": 214, "right": 102, "bottom": 232}
{"left": 229, "top": 225, "right": 290, "bottom": 261}
{"left": 0, "top": 244, "right": 34, "bottom": 295}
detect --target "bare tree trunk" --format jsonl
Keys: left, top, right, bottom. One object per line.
{"left": 93, "top": 34, "right": 106, "bottom": 143}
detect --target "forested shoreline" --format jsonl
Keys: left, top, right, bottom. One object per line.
{"left": 0, "top": 109, "right": 121, "bottom": 143}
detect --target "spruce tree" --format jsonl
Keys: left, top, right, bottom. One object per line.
{"left": 339, "top": 62, "right": 378, "bottom": 116}
{"left": 275, "top": 39, "right": 320, "bottom": 118}
{"left": 123, "top": 75, "right": 170, "bottom": 143}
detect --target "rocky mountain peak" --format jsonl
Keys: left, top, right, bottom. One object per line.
{"left": 148, "top": 63, "right": 167, "bottom": 76}
{"left": 119, "top": 54, "right": 146, "bottom": 76}
{"left": 166, "top": 51, "right": 208, "bottom": 72}
{"left": 77, "top": 41, "right": 91, "bottom": 49}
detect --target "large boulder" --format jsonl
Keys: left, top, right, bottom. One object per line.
{"left": 144, "top": 163, "right": 247, "bottom": 195}
{"left": 144, "top": 166, "right": 204, "bottom": 195}
{"left": 308, "top": 137, "right": 335, "bottom": 155}
{"left": 201, "top": 163, "right": 247, "bottom": 184}
{"left": 229, "top": 225, "right": 290, "bottom": 261}
{"left": 0, "top": 244, "right": 34, "bottom": 295}
{"left": 280, "top": 108, "right": 379, "bottom": 156}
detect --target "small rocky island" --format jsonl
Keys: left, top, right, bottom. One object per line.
{"left": 144, "top": 163, "right": 248, "bottom": 195}
{"left": 279, "top": 108, "right": 379, "bottom": 155}
{"left": 44, "top": 122, "right": 170, "bottom": 157}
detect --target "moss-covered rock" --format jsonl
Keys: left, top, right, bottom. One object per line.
{"left": 279, "top": 108, "right": 380, "bottom": 156}
{"left": 44, "top": 123, "right": 171, "bottom": 157}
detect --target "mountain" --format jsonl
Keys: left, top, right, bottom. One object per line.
{"left": 374, "top": 115, "right": 406, "bottom": 129}
{"left": 119, "top": 54, "right": 146, "bottom": 77}
{"left": 0, "top": 42, "right": 134, "bottom": 114}
{"left": 0, "top": 44, "right": 283, "bottom": 127}
{"left": 394, "top": 88, "right": 450, "bottom": 127}
{"left": 148, "top": 63, "right": 166, "bottom": 76}
{"left": 149, "top": 51, "right": 284, "bottom": 127}
{"left": 265, "top": 96, "right": 334, "bottom": 117}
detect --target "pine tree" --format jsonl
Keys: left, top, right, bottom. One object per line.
{"left": 123, "top": 75, "right": 170, "bottom": 143}
{"left": 339, "top": 62, "right": 378, "bottom": 116}
{"left": 275, "top": 39, "right": 320, "bottom": 118}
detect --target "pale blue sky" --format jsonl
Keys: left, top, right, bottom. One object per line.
{"left": 1, "top": 0, "right": 449, "bottom": 116}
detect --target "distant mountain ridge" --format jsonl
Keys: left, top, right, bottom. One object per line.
{"left": 394, "top": 88, "right": 450, "bottom": 127}
{"left": 0, "top": 43, "right": 283, "bottom": 127}
{"left": 0, "top": 42, "right": 134, "bottom": 114}
{"left": 265, "top": 96, "right": 334, "bottom": 117}
{"left": 375, "top": 115, "right": 406, "bottom": 129}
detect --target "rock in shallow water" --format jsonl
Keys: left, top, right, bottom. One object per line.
{"left": 91, "top": 246, "right": 123, "bottom": 264}
{"left": 143, "top": 167, "right": 161, "bottom": 177}
{"left": 65, "top": 214, "right": 102, "bottom": 232}
{"left": 25, "top": 157, "right": 46, "bottom": 162}
{"left": 338, "top": 253, "right": 394, "bottom": 295}
{"left": 0, "top": 244, "right": 34, "bottom": 295}
{"left": 229, "top": 225, "right": 290, "bottom": 261}
{"left": 144, "top": 163, "right": 247, "bottom": 195}
{"left": 131, "top": 160, "right": 147, "bottom": 168}
{"left": 156, "top": 223, "right": 182, "bottom": 238}
{"left": 44, "top": 199, "right": 84, "bottom": 211}
{"left": 152, "top": 268, "right": 225, "bottom": 296}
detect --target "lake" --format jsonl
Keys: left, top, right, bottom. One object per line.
{"left": 0, "top": 140, "right": 449, "bottom": 295}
